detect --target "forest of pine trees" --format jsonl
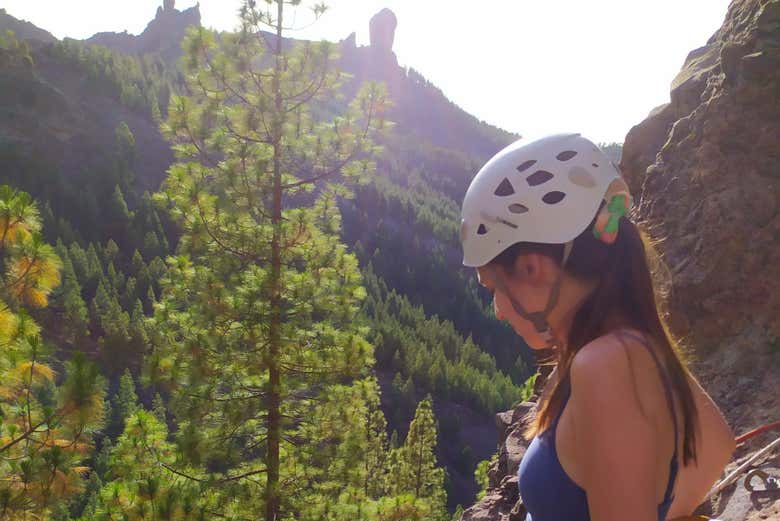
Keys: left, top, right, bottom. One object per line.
{"left": 0, "top": 1, "right": 553, "bottom": 518}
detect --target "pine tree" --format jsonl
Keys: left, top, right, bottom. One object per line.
{"left": 106, "top": 261, "right": 120, "bottom": 290}
{"left": 86, "top": 243, "right": 103, "bottom": 281}
{"left": 0, "top": 185, "right": 105, "bottom": 517}
{"left": 58, "top": 253, "right": 89, "bottom": 342}
{"left": 396, "top": 397, "right": 447, "bottom": 518}
{"left": 105, "top": 238, "right": 119, "bottom": 262}
{"left": 121, "top": 275, "right": 137, "bottom": 309}
{"left": 148, "top": 1, "right": 388, "bottom": 518}
{"left": 145, "top": 284, "right": 156, "bottom": 314}
{"left": 109, "top": 185, "right": 133, "bottom": 223}
{"left": 91, "top": 279, "right": 112, "bottom": 321}
{"left": 70, "top": 242, "right": 89, "bottom": 281}
{"left": 151, "top": 393, "right": 167, "bottom": 424}
{"left": 142, "top": 231, "right": 161, "bottom": 259}
{"left": 114, "top": 369, "right": 139, "bottom": 426}
{"left": 131, "top": 249, "right": 146, "bottom": 273}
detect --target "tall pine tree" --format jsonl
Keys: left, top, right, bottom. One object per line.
{"left": 394, "top": 396, "right": 448, "bottom": 519}
{"left": 148, "top": 1, "right": 389, "bottom": 519}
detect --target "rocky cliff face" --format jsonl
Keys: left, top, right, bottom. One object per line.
{"left": 458, "top": 403, "right": 532, "bottom": 521}
{"left": 86, "top": 1, "right": 201, "bottom": 62}
{"left": 621, "top": 0, "right": 779, "bottom": 446}
{"left": 462, "top": 1, "right": 780, "bottom": 519}
{"left": 622, "top": 0, "right": 779, "bottom": 352}
{"left": 369, "top": 8, "right": 398, "bottom": 54}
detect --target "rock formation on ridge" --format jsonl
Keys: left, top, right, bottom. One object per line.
{"left": 87, "top": 1, "right": 201, "bottom": 61}
{"left": 369, "top": 8, "right": 398, "bottom": 54}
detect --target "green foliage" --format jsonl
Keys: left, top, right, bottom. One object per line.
{"left": 451, "top": 504, "right": 465, "bottom": 521}
{"left": 394, "top": 397, "right": 447, "bottom": 512}
{"left": 45, "top": 39, "right": 175, "bottom": 119}
{"left": 111, "top": 369, "right": 138, "bottom": 430}
{"left": 0, "top": 2, "right": 542, "bottom": 517}
{"left": 147, "top": 2, "right": 394, "bottom": 518}
{"left": 363, "top": 266, "right": 523, "bottom": 416}
{"left": 0, "top": 185, "right": 105, "bottom": 518}
{"left": 519, "top": 372, "right": 538, "bottom": 403}
{"left": 343, "top": 179, "right": 530, "bottom": 383}
{"left": 294, "top": 389, "right": 448, "bottom": 521}
{"left": 0, "top": 30, "right": 33, "bottom": 69}
{"left": 473, "top": 453, "right": 498, "bottom": 501}
{"left": 81, "top": 410, "right": 210, "bottom": 520}
{"left": 598, "top": 142, "right": 623, "bottom": 164}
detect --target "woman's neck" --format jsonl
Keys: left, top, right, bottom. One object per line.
{"left": 548, "top": 273, "right": 598, "bottom": 347}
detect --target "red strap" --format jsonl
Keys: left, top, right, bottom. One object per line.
{"left": 736, "top": 420, "right": 780, "bottom": 445}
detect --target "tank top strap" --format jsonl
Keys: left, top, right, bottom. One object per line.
{"left": 550, "top": 386, "right": 571, "bottom": 430}
{"left": 614, "top": 329, "right": 680, "bottom": 501}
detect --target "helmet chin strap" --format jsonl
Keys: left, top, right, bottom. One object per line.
{"left": 489, "top": 242, "right": 574, "bottom": 350}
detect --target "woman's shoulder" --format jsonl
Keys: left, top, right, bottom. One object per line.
{"left": 570, "top": 331, "right": 643, "bottom": 395}
{"left": 571, "top": 329, "right": 658, "bottom": 377}
{"left": 570, "top": 329, "right": 668, "bottom": 420}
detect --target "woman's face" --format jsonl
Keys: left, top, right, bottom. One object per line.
{"left": 477, "top": 260, "right": 556, "bottom": 350}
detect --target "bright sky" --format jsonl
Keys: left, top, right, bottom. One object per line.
{"left": 6, "top": 0, "right": 731, "bottom": 143}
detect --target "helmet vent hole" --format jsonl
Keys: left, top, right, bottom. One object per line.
{"left": 526, "top": 170, "right": 554, "bottom": 187}
{"left": 556, "top": 150, "right": 578, "bottom": 161}
{"left": 494, "top": 178, "right": 515, "bottom": 196}
{"left": 516, "top": 160, "right": 537, "bottom": 173}
{"left": 477, "top": 224, "right": 488, "bottom": 235}
{"left": 542, "top": 191, "right": 566, "bottom": 204}
{"left": 508, "top": 203, "right": 529, "bottom": 214}
{"left": 568, "top": 166, "right": 596, "bottom": 188}
{"left": 592, "top": 163, "right": 599, "bottom": 167}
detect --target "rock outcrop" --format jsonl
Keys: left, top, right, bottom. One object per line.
{"left": 621, "top": 0, "right": 779, "bottom": 452}
{"left": 337, "top": 10, "right": 515, "bottom": 161}
{"left": 621, "top": 0, "right": 780, "bottom": 351}
{"left": 460, "top": 402, "right": 532, "bottom": 521}
{"left": 86, "top": 1, "right": 201, "bottom": 62}
{"left": 369, "top": 8, "right": 397, "bottom": 54}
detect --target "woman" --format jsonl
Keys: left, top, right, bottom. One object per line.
{"left": 459, "top": 134, "right": 736, "bottom": 521}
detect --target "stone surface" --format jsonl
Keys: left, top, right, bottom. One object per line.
{"left": 461, "top": 475, "right": 525, "bottom": 521}
{"left": 342, "top": 31, "right": 356, "bottom": 49}
{"left": 621, "top": 0, "right": 780, "bottom": 442}
{"left": 460, "top": 401, "right": 535, "bottom": 521}
{"left": 369, "top": 8, "right": 397, "bottom": 53}
{"left": 715, "top": 453, "right": 780, "bottom": 521}
{"left": 86, "top": 1, "right": 201, "bottom": 62}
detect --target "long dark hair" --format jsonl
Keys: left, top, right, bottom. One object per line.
{"left": 491, "top": 213, "right": 700, "bottom": 465}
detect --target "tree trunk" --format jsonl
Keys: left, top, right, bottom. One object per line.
{"left": 266, "top": 2, "right": 284, "bottom": 520}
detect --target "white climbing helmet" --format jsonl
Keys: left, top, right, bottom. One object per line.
{"left": 460, "top": 133, "right": 625, "bottom": 267}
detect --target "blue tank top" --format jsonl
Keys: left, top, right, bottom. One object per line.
{"left": 517, "top": 330, "right": 679, "bottom": 521}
